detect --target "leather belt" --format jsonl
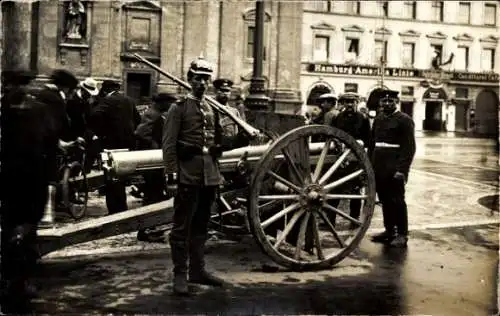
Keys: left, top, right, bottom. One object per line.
{"left": 375, "top": 142, "right": 400, "bottom": 148}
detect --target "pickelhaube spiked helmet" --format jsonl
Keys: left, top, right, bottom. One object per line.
{"left": 188, "top": 56, "right": 214, "bottom": 77}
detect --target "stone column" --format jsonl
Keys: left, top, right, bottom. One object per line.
{"left": 2, "top": 2, "right": 32, "bottom": 70}
{"left": 182, "top": 2, "right": 210, "bottom": 77}
{"left": 159, "top": 2, "right": 184, "bottom": 92}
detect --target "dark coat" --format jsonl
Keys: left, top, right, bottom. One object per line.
{"left": 370, "top": 111, "right": 416, "bottom": 178}
{"left": 135, "top": 105, "right": 165, "bottom": 150}
{"left": 89, "top": 92, "right": 141, "bottom": 150}
{"left": 332, "top": 110, "right": 371, "bottom": 148}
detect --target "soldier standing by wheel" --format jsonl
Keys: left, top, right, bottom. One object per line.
{"left": 0, "top": 69, "right": 60, "bottom": 311}
{"left": 331, "top": 93, "right": 371, "bottom": 228}
{"left": 369, "top": 90, "right": 416, "bottom": 247}
{"left": 162, "top": 57, "right": 249, "bottom": 295}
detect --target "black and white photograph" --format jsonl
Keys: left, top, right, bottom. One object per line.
{"left": 0, "top": 0, "right": 498, "bottom": 315}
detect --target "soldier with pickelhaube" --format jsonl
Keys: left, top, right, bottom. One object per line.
{"left": 162, "top": 57, "right": 250, "bottom": 295}
{"left": 369, "top": 89, "right": 416, "bottom": 247}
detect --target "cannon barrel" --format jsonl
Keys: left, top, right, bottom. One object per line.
{"left": 132, "top": 53, "right": 261, "bottom": 138}
{"left": 101, "top": 143, "right": 331, "bottom": 179}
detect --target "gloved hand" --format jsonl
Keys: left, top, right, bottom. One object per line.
{"left": 394, "top": 171, "right": 406, "bottom": 183}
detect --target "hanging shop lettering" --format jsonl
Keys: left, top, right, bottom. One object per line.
{"left": 306, "top": 63, "right": 499, "bottom": 82}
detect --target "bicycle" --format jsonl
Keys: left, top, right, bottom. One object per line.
{"left": 56, "top": 139, "right": 89, "bottom": 220}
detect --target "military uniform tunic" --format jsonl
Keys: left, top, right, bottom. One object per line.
{"left": 163, "top": 94, "right": 224, "bottom": 186}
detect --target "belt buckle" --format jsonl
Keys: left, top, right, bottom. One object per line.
{"left": 202, "top": 146, "right": 209, "bottom": 154}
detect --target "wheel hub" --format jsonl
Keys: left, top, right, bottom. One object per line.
{"left": 301, "top": 184, "right": 325, "bottom": 208}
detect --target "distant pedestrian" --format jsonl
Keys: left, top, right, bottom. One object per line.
{"left": 369, "top": 90, "right": 416, "bottom": 247}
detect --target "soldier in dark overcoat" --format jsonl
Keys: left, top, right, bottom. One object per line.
{"left": 162, "top": 57, "right": 249, "bottom": 295}
{"left": 369, "top": 90, "right": 416, "bottom": 247}
{"left": 89, "top": 80, "right": 141, "bottom": 214}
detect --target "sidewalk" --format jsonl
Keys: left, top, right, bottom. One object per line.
{"left": 415, "top": 130, "right": 498, "bottom": 140}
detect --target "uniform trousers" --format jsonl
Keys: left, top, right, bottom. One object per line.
{"left": 169, "top": 184, "right": 217, "bottom": 274}
{"left": 375, "top": 173, "right": 408, "bottom": 236}
{"left": 105, "top": 179, "right": 128, "bottom": 214}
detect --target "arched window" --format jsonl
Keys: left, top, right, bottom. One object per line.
{"left": 242, "top": 8, "right": 271, "bottom": 62}
{"left": 306, "top": 84, "right": 332, "bottom": 106}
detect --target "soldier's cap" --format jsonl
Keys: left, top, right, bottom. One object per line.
{"left": 100, "top": 80, "right": 121, "bottom": 92}
{"left": 188, "top": 57, "right": 214, "bottom": 76}
{"left": 152, "top": 92, "right": 178, "bottom": 104}
{"left": 317, "top": 93, "right": 338, "bottom": 101}
{"left": 338, "top": 92, "right": 360, "bottom": 102}
{"left": 213, "top": 78, "right": 234, "bottom": 92}
{"left": 380, "top": 89, "right": 399, "bottom": 99}
{"left": 1, "top": 69, "right": 36, "bottom": 85}
{"left": 50, "top": 69, "right": 79, "bottom": 89}
{"left": 79, "top": 77, "right": 99, "bottom": 96}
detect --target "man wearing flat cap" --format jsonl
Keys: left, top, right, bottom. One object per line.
{"left": 89, "top": 79, "right": 141, "bottom": 215}
{"left": 369, "top": 89, "right": 416, "bottom": 248}
{"left": 314, "top": 92, "right": 341, "bottom": 126}
{"left": 213, "top": 78, "right": 243, "bottom": 137}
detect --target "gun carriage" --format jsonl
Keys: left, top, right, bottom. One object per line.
{"left": 38, "top": 54, "right": 376, "bottom": 271}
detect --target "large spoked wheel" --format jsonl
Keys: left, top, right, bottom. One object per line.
{"left": 248, "top": 125, "right": 376, "bottom": 271}
{"left": 62, "top": 161, "right": 89, "bottom": 220}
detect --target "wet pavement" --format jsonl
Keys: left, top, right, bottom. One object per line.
{"left": 4, "top": 136, "right": 499, "bottom": 315}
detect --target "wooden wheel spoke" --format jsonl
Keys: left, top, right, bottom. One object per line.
{"left": 273, "top": 209, "right": 306, "bottom": 249}
{"left": 259, "top": 194, "right": 300, "bottom": 201}
{"left": 310, "top": 214, "right": 324, "bottom": 260}
{"left": 325, "top": 194, "right": 367, "bottom": 200}
{"left": 317, "top": 209, "right": 346, "bottom": 248}
{"left": 323, "top": 203, "right": 362, "bottom": 226}
{"left": 295, "top": 212, "right": 311, "bottom": 260}
{"left": 323, "top": 169, "right": 364, "bottom": 191}
{"left": 210, "top": 209, "right": 242, "bottom": 219}
{"left": 312, "top": 139, "right": 331, "bottom": 182}
{"left": 267, "top": 170, "right": 303, "bottom": 193}
{"left": 261, "top": 202, "right": 300, "bottom": 229}
{"left": 318, "top": 148, "right": 351, "bottom": 184}
{"left": 281, "top": 148, "right": 305, "bottom": 185}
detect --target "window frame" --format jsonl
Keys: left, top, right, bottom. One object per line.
{"left": 403, "top": 1, "right": 417, "bottom": 19}
{"left": 374, "top": 40, "right": 388, "bottom": 65}
{"left": 243, "top": 9, "right": 271, "bottom": 64}
{"left": 345, "top": 37, "right": 360, "bottom": 58}
{"left": 484, "top": 3, "right": 497, "bottom": 26}
{"left": 481, "top": 48, "right": 496, "bottom": 71}
{"left": 431, "top": 1, "right": 444, "bottom": 22}
{"left": 401, "top": 42, "right": 416, "bottom": 68}
{"left": 313, "top": 35, "right": 330, "bottom": 62}
{"left": 458, "top": 2, "right": 471, "bottom": 24}
{"left": 345, "top": 1, "right": 361, "bottom": 15}
{"left": 456, "top": 46, "right": 470, "bottom": 71}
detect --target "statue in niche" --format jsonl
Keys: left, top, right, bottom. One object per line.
{"left": 64, "top": 0, "right": 87, "bottom": 40}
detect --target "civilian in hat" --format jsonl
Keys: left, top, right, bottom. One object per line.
{"left": 314, "top": 92, "right": 340, "bottom": 126}
{"left": 89, "top": 79, "right": 141, "bottom": 215}
{"left": 135, "top": 93, "right": 178, "bottom": 242}
{"left": 328, "top": 92, "right": 371, "bottom": 229}
{"left": 369, "top": 90, "right": 416, "bottom": 247}
{"left": 213, "top": 78, "right": 242, "bottom": 137}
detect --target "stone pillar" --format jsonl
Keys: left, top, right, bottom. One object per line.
{"left": 268, "top": 1, "right": 303, "bottom": 114}
{"left": 37, "top": 2, "right": 58, "bottom": 75}
{"left": 182, "top": 2, "right": 210, "bottom": 78}
{"left": 159, "top": 2, "right": 184, "bottom": 93}
{"left": 2, "top": 2, "right": 32, "bottom": 70}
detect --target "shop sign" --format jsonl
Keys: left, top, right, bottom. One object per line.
{"left": 306, "top": 63, "right": 500, "bottom": 83}
{"left": 306, "top": 63, "right": 418, "bottom": 78}
{"left": 422, "top": 87, "right": 448, "bottom": 100}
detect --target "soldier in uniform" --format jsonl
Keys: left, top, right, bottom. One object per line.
{"left": 163, "top": 58, "right": 249, "bottom": 295}
{"left": 0, "top": 69, "right": 59, "bottom": 310}
{"left": 369, "top": 90, "right": 416, "bottom": 247}
{"left": 213, "top": 78, "right": 242, "bottom": 137}
{"left": 89, "top": 80, "right": 141, "bottom": 214}
{"left": 331, "top": 93, "right": 371, "bottom": 227}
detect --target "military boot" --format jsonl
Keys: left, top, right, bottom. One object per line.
{"left": 370, "top": 230, "right": 396, "bottom": 244}
{"left": 188, "top": 238, "right": 224, "bottom": 287}
{"left": 170, "top": 241, "right": 189, "bottom": 295}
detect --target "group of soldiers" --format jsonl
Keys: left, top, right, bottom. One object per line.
{"left": 0, "top": 54, "right": 416, "bottom": 306}
{"left": 309, "top": 89, "right": 416, "bottom": 248}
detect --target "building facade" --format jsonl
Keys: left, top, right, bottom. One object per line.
{"left": 2, "top": 0, "right": 303, "bottom": 112}
{"left": 301, "top": 1, "right": 500, "bottom": 136}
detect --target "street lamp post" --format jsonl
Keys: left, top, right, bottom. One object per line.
{"left": 244, "top": 0, "right": 270, "bottom": 111}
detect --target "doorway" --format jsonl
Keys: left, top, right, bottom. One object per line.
{"left": 125, "top": 72, "right": 152, "bottom": 104}
{"left": 424, "top": 101, "right": 443, "bottom": 131}
{"left": 454, "top": 100, "right": 469, "bottom": 131}
{"left": 400, "top": 101, "right": 414, "bottom": 118}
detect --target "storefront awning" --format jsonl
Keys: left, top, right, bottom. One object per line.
{"left": 422, "top": 87, "right": 448, "bottom": 101}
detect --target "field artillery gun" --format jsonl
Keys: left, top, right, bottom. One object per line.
{"left": 38, "top": 54, "right": 376, "bottom": 271}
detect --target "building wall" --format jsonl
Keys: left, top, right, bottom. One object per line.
{"left": 2, "top": 0, "right": 303, "bottom": 111}
{"left": 301, "top": 0, "right": 500, "bottom": 136}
